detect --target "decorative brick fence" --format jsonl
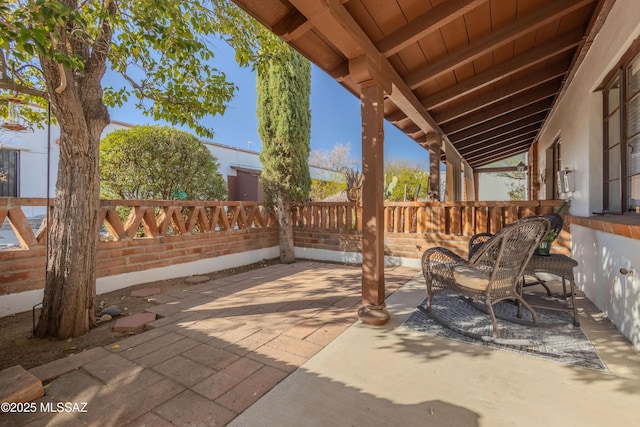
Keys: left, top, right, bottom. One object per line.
{"left": 293, "top": 200, "right": 568, "bottom": 260}
{"left": 0, "top": 198, "right": 278, "bottom": 298}
{"left": 1, "top": 198, "right": 567, "bottom": 303}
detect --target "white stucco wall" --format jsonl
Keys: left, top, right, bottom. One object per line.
{"left": 571, "top": 225, "right": 640, "bottom": 348}
{"left": 1, "top": 117, "right": 61, "bottom": 217}
{"left": 4, "top": 118, "right": 340, "bottom": 218}
{"left": 203, "top": 140, "right": 341, "bottom": 183}
{"left": 537, "top": 0, "right": 640, "bottom": 349}
{"left": 477, "top": 173, "right": 526, "bottom": 201}
{"left": 1, "top": 119, "right": 132, "bottom": 217}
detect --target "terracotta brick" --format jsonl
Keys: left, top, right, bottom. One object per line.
{"left": 182, "top": 343, "right": 241, "bottom": 370}
{"left": 216, "top": 366, "right": 288, "bottom": 413}
{"left": 29, "top": 347, "right": 111, "bottom": 382}
{"left": 154, "top": 390, "right": 236, "bottom": 425}
{"left": 264, "top": 334, "right": 323, "bottom": 359}
{"left": 630, "top": 225, "right": 640, "bottom": 240}
{"left": 128, "top": 253, "right": 161, "bottom": 264}
{"left": 113, "top": 312, "right": 156, "bottom": 332}
{"left": 0, "top": 365, "right": 44, "bottom": 405}
{"left": 3, "top": 258, "right": 45, "bottom": 271}
{"left": 191, "top": 357, "right": 263, "bottom": 401}
{"left": 134, "top": 337, "right": 200, "bottom": 368}
{"left": 612, "top": 223, "right": 632, "bottom": 238}
{"left": 0, "top": 271, "right": 31, "bottom": 284}
{"left": 6, "top": 280, "right": 44, "bottom": 295}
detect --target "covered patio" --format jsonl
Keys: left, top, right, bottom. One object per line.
{"left": 229, "top": 0, "right": 640, "bottom": 350}
{"left": 230, "top": 0, "right": 612, "bottom": 325}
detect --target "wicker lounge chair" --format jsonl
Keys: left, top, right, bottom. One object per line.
{"left": 421, "top": 216, "right": 550, "bottom": 339}
{"left": 469, "top": 213, "right": 564, "bottom": 296}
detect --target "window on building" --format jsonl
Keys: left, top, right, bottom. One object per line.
{"left": 602, "top": 41, "right": 640, "bottom": 213}
{"left": 0, "top": 149, "right": 19, "bottom": 197}
{"left": 544, "top": 138, "right": 561, "bottom": 200}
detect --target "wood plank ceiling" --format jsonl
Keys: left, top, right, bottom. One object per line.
{"left": 230, "top": 0, "right": 609, "bottom": 169}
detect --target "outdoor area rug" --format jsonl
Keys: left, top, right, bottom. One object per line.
{"left": 401, "top": 290, "right": 607, "bottom": 371}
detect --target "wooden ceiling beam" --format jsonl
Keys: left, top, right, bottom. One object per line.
{"left": 422, "top": 29, "right": 583, "bottom": 109}
{"left": 474, "top": 166, "right": 523, "bottom": 173}
{"left": 416, "top": 132, "right": 439, "bottom": 147}
{"left": 386, "top": 108, "right": 407, "bottom": 123}
{"left": 391, "top": 60, "right": 566, "bottom": 127}
{"left": 433, "top": 62, "right": 568, "bottom": 124}
{"left": 272, "top": 8, "right": 313, "bottom": 41}
{"left": 328, "top": 62, "right": 350, "bottom": 81}
{"left": 447, "top": 103, "right": 550, "bottom": 142}
{"left": 464, "top": 141, "right": 533, "bottom": 165}
{"left": 463, "top": 137, "right": 534, "bottom": 159}
{"left": 289, "top": 0, "right": 443, "bottom": 135}
{"left": 456, "top": 123, "right": 541, "bottom": 152}
{"left": 466, "top": 143, "right": 533, "bottom": 167}
{"left": 450, "top": 111, "right": 547, "bottom": 145}
{"left": 407, "top": 0, "right": 594, "bottom": 90}
{"left": 400, "top": 123, "right": 422, "bottom": 135}
{"left": 375, "top": 0, "right": 486, "bottom": 57}
{"left": 442, "top": 82, "right": 559, "bottom": 134}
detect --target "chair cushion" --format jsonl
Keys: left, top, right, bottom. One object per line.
{"left": 453, "top": 266, "right": 489, "bottom": 291}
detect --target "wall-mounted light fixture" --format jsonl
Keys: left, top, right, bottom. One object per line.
{"left": 516, "top": 161, "right": 527, "bottom": 172}
{"left": 1, "top": 96, "right": 27, "bottom": 132}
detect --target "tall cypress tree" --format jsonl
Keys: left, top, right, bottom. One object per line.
{"left": 257, "top": 48, "right": 311, "bottom": 263}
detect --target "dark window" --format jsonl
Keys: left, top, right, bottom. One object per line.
{"left": 0, "top": 149, "right": 19, "bottom": 197}
{"left": 552, "top": 139, "right": 562, "bottom": 200}
{"left": 603, "top": 45, "right": 640, "bottom": 213}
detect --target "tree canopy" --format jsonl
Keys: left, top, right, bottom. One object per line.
{"left": 0, "top": 0, "right": 281, "bottom": 339}
{"left": 257, "top": 47, "right": 311, "bottom": 263}
{"left": 257, "top": 48, "right": 311, "bottom": 210}
{"left": 0, "top": 0, "right": 279, "bottom": 137}
{"left": 384, "top": 160, "right": 430, "bottom": 201}
{"left": 100, "top": 125, "right": 227, "bottom": 200}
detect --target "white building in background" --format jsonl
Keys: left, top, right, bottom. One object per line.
{"left": 0, "top": 119, "right": 341, "bottom": 217}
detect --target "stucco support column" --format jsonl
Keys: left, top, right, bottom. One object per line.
{"left": 357, "top": 81, "right": 389, "bottom": 326}
{"left": 429, "top": 134, "right": 441, "bottom": 200}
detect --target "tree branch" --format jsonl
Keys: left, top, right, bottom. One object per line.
{"left": 0, "top": 75, "right": 48, "bottom": 99}
{"left": 84, "top": 0, "right": 116, "bottom": 80}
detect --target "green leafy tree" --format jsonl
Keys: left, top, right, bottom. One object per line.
{"left": 309, "top": 142, "right": 357, "bottom": 201}
{"left": 493, "top": 154, "right": 527, "bottom": 201}
{"left": 309, "top": 142, "right": 358, "bottom": 171}
{"left": 257, "top": 47, "right": 311, "bottom": 263}
{"left": 0, "top": 0, "right": 274, "bottom": 338}
{"left": 384, "top": 160, "right": 430, "bottom": 201}
{"left": 309, "top": 179, "right": 346, "bottom": 201}
{"left": 100, "top": 125, "right": 227, "bottom": 200}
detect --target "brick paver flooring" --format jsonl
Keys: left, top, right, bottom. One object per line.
{"left": 2, "top": 261, "right": 418, "bottom": 426}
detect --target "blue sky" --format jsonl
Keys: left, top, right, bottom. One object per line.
{"left": 105, "top": 41, "right": 432, "bottom": 169}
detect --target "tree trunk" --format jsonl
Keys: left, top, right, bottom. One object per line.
{"left": 277, "top": 195, "right": 295, "bottom": 264}
{"left": 35, "top": 125, "right": 103, "bottom": 339}
{"left": 35, "top": 55, "right": 109, "bottom": 339}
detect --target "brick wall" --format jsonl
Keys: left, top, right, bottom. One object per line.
{"left": 0, "top": 228, "right": 278, "bottom": 297}
{"left": 293, "top": 229, "right": 470, "bottom": 260}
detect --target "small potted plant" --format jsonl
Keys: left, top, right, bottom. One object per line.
{"left": 535, "top": 230, "right": 558, "bottom": 256}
